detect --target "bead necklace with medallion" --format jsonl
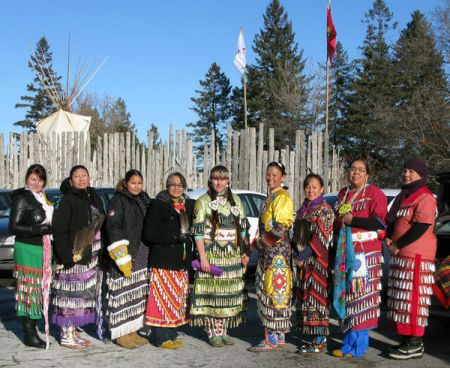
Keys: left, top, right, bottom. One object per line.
{"left": 338, "top": 183, "right": 368, "bottom": 216}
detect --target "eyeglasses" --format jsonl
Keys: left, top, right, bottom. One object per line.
{"left": 168, "top": 183, "right": 184, "bottom": 188}
{"left": 349, "top": 167, "right": 366, "bottom": 173}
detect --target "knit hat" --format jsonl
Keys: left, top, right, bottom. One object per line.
{"left": 403, "top": 158, "right": 428, "bottom": 179}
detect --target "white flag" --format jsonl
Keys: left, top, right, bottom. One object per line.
{"left": 234, "top": 29, "right": 246, "bottom": 74}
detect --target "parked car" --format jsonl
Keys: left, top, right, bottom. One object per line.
{"left": 186, "top": 188, "right": 267, "bottom": 271}
{"left": 0, "top": 187, "right": 115, "bottom": 272}
{"left": 44, "top": 187, "right": 115, "bottom": 210}
{"left": 0, "top": 190, "right": 13, "bottom": 271}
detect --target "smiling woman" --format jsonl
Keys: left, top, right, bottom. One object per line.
{"left": 9, "top": 164, "right": 53, "bottom": 349}
{"left": 331, "top": 158, "right": 387, "bottom": 358}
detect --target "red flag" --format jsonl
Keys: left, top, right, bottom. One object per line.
{"left": 327, "top": 5, "right": 337, "bottom": 65}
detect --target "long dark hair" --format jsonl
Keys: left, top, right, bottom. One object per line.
{"left": 207, "top": 165, "right": 242, "bottom": 249}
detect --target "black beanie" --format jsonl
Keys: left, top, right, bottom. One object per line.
{"left": 403, "top": 158, "right": 428, "bottom": 179}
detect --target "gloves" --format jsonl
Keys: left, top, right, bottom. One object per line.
{"left": 107, "top": 240, "right": 132, "bottom": 277}
{"left": 40, "top": 223, "right": 53, "bottom": 235}
{"left": 174, "top": 233, "right": 190, "bottom": 243}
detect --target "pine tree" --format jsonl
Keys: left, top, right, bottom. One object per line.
{"left": 104, "top": 97, "right": 136, "bottom": 134}
{"left": 229, "top": 86, "right": 245, "bottom": 130}
{"left": 342, "top": 0, "right": 398, "bottom": 184}
{"left": 247, "top": 0, "right": 309, "bottom": 147}
{"left": 15, "top": 37, "right": 62, "bottom": 131}
{"left": 187, "top": 62, "right": 232, "bottom": 154}
{"left": 329, "top": 42, "right": 352, "bottom": 148}
{"left": 392, "top": 11, "right": 449, "bottom": 175}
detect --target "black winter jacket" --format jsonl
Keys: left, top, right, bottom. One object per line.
{"left": 143, "top": 191, "right": 194, "bottom": 270}
{"left": 53, "top": 178, "right": 105, "bottom": 268}
{"left": 105, "top": 189, "right": 151, "bottom": 260}
{"left": 9, "top": 188, "right": 50, "bottom": 245}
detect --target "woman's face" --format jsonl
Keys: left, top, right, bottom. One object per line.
{"left": 211, "top": 176, "right": 229, "bottom": 194}
{"left": 304, "top": 177, "right": 323, "bottom": 201}
{"left": 70, "top": 168, "right": 90, "bottom": 190}
{"left": 402, "top": 168, "right": 422, "bottom": 185}
{"left": 125, "top": 175, "right": 143, "bottom": 196}
{"left": 26, "top": 173, "right": 45, "bottom": 193}
{"left": 266, "top": 166, "right": 285, "bottom": 192}
{"left": 348, "top": 160, "right": 368, "bottom": 189}
{"left": 167, "top": 175, "right": 185, "bottom": 201}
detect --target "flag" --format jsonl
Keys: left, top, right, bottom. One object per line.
{"left": 327, "top": 5, "right": 337, "bottom": 65}
{"left": 234, "top": 29, "right": 246, "bottom": 74}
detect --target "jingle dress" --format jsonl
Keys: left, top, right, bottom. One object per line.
{"left": 143, "top": 191, "right": 194, "bottom": 346}
{"left": 332, "top": 184, "right": 387, "bottom": 357}
{"left": 104, "top": 189, "right": 151, "bottom": 340}
{"left": 386, "top": 186, "right": 437, "bottom": 337}
{"left": 255, "top": 188, "right": 294, "bottom": 340}
{"left": 51, "top": 181, "right": 105, "bottom": 339}
{"left": 293, "top": 196, "right": 334, "bottom": 347}
{"left": 190, "top": 192, "right": 249, "bottom": 339}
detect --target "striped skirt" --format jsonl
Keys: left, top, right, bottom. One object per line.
{"left": 387, "top": 254, "right": 435, "bottom": 336}
{"left": 51, "top": 240, "right": 102, "bottom": 329}
{"left": 145, "top": 268, "right": 189, "bottom": 328}
{"left": 104, "top": 243, "right": 149, "bottom": 340}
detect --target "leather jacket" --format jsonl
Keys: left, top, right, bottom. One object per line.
{"left": 9, "top": 188, "right": 51, "bottom": 245}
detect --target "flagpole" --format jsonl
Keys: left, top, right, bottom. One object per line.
{"left": 243, "top": 70, "right": 248, "bottom": 130}
{"left": 324, "top": 0, "right": 331, "bottom": 193}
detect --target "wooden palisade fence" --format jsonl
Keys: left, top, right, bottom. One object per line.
{"left": 0, "top": 123, "right": 345, "bottom": 209}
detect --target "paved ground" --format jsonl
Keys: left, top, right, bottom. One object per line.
{"left": 0, "top": 281, "right": 449, "bottom": 368}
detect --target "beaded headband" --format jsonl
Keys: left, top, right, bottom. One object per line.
{"left": 210, "top": 171, "right": 229, "bottom": 179}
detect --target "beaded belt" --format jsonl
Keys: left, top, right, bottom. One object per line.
{"left": 351, "top": 231, "right": 378, "bottom": 242}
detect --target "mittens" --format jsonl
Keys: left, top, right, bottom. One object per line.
{"left": 107, "top": 240, "right": 132, "bottom": 277}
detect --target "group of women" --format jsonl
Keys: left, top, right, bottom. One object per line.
{"left": 9, "top": 156, "right": 437, "bottom": 361}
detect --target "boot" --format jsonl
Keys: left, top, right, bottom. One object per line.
{"left": 129, "top": 331, "right": 149, "bottom": 346}
{"left": 21, "top": 317, "right": 46, "bottom": 349}
{"left": 116, "top": 334, "right": 138, "bottom": 349}
{"left": 389, "top": 335, "right": 408, "bottom": 352}
{"left": 61, "top": 325, "right": 87, "bottom": 349}
{"left": 389, "top": 336, "right": 424, "bottom": 360}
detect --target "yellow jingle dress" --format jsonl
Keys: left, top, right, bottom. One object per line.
{"left": 254, "top": 187, "right": 294, "bottom": 348}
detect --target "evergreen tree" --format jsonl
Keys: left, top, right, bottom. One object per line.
{"left": 392, "top": 11, "right": 449, "bottom": 175}
{"left": 187, "top": 62, "right": 232, "bottom": 154}
{"left": 247, "top": 0, "right": 309, "bottom": 147}
{"left": 15, "top": 37, "right": 62, "bottom": 130}
{"left": 104, "top": 97, "right": 136, "bottom": 134}
{"left": 342, "top": 0, "right": 398, "bottom": 184}
{"left": 229, "top": 86, "right": 245, "bottom": 130}
{"left": 148, "top": 123, "right": 162, "bottom": 147}
{"left": 329, "top": 42, "right": 352, "bottom": 148}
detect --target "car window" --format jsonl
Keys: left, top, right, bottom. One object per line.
{"left": 0, "top": 192, "right": 11, "bottom": 217}
{"left": 45, "top": 190, "right": 63, "bottom": 206}
{"left": 237, "top": 194, "right": 254, "bottom": 218}
{"left": 248, "top": 194, "right": 266, "bottom": 217}
{"left": 98, "top": 189, "right": 115, "bottom": 209}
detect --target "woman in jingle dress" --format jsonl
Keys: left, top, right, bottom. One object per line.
{"left": 190, "top": 165, "right": 250, "bottom": 347}
{"left": 292, "top": 174, "right": 334, "bottom": 353}
{"left": 385, "top": 158, "right": 437, "bottom": 360}
{"left": 331, "top": 159, "right": 387, "bottom": 358}
{"left": 249, "top": 162, "right": 294, "bottom": 352}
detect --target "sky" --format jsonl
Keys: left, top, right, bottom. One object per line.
{"left": 0, "top": 0, "right": 444, "bottom": 143}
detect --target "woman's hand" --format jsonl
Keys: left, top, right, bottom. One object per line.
{"left": 385, "top": 238, "right": 400, "bottom": 256}
{"left": 294, "top": 258, "right": 304, "bottom": 268}
{"left": 241, "top": 254, "right": 249, "bottom": 266}
{"left": 200, "top": 255, "right": 210, "bottom": 273}
{"left": 342, "top": 213, "right": 353, "bottom": 225}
